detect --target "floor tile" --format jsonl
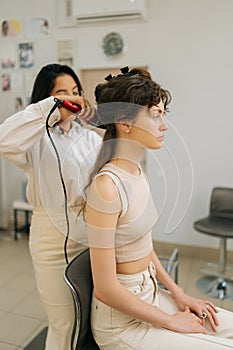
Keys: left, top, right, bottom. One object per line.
{"left": 11, "top": 292, "right": 46, "bottom": 320}
{"left": 222, "top": 299, "right": 233, "bottom": 312}
{"left": 0, "top": 287, "right": 30, "bottom": 312}
{"left": 4, "top": 270, "right": 37, "bottom": 293}
{"left": 20, "top": 321, "right": 48, "bottom": 348}
{"left": 184, "top": 258, "right": 229, "bottom": 309}
{"left": 0, "top": 253, "right": 32, "bottom": 273}
{"left": 0, "top": 341, "right": 19, "bottom": 350}
{"left": 177, "top": 256, "right": 193, "bottom": 291}
{"left": 0, "top": 268, "right": 20, "bottom": 287}
{"left": 0, "top": 313, "right": 43, "bottom": 346}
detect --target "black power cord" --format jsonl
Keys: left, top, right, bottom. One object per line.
{"left": 45, "top": 99, "right": 70, "bottom": 264}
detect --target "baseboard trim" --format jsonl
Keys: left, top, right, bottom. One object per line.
{"left": 153, "top": 241, "right": 233, "bottom": 264}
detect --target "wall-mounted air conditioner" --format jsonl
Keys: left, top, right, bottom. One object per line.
{"left": 71, "top": 0, "right": 148, "bottom": 24}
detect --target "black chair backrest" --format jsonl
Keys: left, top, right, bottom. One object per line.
{"left": 210, "top": 187, "right": 233, "bottom": 219}
{"left": 64, "top": 248, "right": 100, "bottom": 350}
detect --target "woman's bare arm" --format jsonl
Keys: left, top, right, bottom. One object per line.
{"left": 86, "top": 175, "right": 208, "bottom": 334}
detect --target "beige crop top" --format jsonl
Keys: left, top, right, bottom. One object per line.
{"left": 87, "top": 163, "right": 158, "bottom": 263}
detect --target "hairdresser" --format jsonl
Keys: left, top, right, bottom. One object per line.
{"left": 0, "top": 63, "right": 102, "bottom": 350}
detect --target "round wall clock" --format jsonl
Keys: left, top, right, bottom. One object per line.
{"left": 102, "top": 32, "right": 124, "bottom": 57}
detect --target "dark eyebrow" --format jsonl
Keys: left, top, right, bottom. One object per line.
{"left": 55, "top": 86, "right": 79, "bottom": 94}
{"left": 150, "top": 106, "right": 164, "bottom": 114}
{"left": 55, "top": 89, "right": 66, "bottom": 94}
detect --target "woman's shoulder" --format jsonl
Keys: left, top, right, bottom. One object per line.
{"left": 87, "top": 171, "right": 121, "bottom": 215}
{"left": 92, "top": 172, "right": 119, "bottom": 202}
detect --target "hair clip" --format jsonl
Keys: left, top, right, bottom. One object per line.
{"left": 105, "top": 67, "right": 138, "bottom": 82}
{"left": 120, "top": 66, "right": 129, "bottom": 74}
{"left": 120, "top": 66, "right": 139, "bottom": 77}
{"left": 104, "top": 74, "right": 114, "bottom": 81}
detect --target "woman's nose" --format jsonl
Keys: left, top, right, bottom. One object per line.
{"left": 160, "top": 118, "right": 168, "bottom": 132}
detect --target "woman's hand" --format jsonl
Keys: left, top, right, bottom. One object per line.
{"left": 54, "top": 94, "right": 96, "bottom": 123}
{"left": 173, "top": 290, "right": 219, "bottom": 332}
{"left": 167, "top": 306, "right": 208, "bottom": 334}
{"left": 54, "top": 94, "right": 86, "bottom": 111}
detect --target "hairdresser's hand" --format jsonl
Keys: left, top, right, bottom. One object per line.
{"left": 173, "top": 290, "right": 219, "bottom": 332}
{"left": 54, "top": 94, "right": 86, "bottom": 111}
{"left": 78, "top": 105, "right": 97, "bottom": 125}
{"left": 54, "top": 94, "right": 96, "bottom": 124}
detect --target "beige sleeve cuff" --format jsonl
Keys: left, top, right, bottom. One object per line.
{"left": 38, "top": 96, "right": 61, "bottom": 127}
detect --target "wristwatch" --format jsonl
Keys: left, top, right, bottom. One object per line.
{"left": 102, "top": 32, "right": 124, "bottom": 57}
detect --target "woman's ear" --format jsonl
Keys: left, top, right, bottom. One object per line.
{"left": 117, "top": 122, "right": 132, "bottom": 134}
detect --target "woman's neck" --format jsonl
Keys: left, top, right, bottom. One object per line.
{"left": 110, "top": 158, "right": 141, "bottom": 176}
{"left": 112, "top": 139, "right": 145, "bottom": 175}
{"left": 58, "top": 119, "right": 72, "bottom": 133}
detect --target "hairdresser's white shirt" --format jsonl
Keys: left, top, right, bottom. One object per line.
{"left": 0, "top": 96, "right": 102, "bottom": 242}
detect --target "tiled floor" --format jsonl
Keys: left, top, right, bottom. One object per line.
{"left": 0, "top": 230, "right": 47, "bottom": 350}
{"left": 0, "top": 229, "right": 233, "bottom": 350}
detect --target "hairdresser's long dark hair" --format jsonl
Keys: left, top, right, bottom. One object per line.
{"left": 30, "top": 63, "right": 83, "bottom": 104}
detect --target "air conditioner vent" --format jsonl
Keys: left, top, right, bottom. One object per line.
{"left": 75, "top": 12, "right": 144, "bottom": 23}
{"left": 72, "top": 0, "right": 148, "bottom": 24}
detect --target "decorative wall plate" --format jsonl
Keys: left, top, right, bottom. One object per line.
{"left": 102, "top": 32, "right": 124, "bottom": 57}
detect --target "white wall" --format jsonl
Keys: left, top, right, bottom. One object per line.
{"left": 0, "top": 0, "right": 232, "bottom": 250}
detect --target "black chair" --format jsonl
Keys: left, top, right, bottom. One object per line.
{"left": 64, "top": 248, "right": 100, "bottom": 350}
{"left": 194, "top": 187, "right": 233, "bottom": 300}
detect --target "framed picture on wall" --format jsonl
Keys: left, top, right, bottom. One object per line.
{"left": 1, "top": 73, "right": 11, "bottom": 92}
{"left": 0, "top": 18, "right": 22, "bottom": 38}
{"left": 0, "top": 42, "right": 17, "bottom": 69}
{"left": 1, "top": 72, "right": 23, "bottom": 93}
{"left": 26, "top": 17, "right": 51, "bottom": 38}
{"left": 57, "top": 39, "right": 73, "bottom": 66}
{"left": 18, "top": 42, "right": 35, "bottom": 68}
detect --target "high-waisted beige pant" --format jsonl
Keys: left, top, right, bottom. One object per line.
{"left": 91, "top": 262, "right": 233, "bottom": 349}
{"left": 29, "top": 208, "right": 85, "bottom": 350}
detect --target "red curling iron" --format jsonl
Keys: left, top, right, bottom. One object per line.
{"left": 54, "top": 98, "right": 82, "bottom": 113}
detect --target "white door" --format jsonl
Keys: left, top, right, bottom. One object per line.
{"left": 80, "top": 67, "right": 120, "bottom": 106}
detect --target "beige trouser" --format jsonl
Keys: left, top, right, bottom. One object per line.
{"left": 91, "top": 262, "right": 233, "bottom": 350}
{"left": 29, "top": 209, "right": 85, "bottom": 350}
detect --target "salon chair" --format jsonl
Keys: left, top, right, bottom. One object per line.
{"left": 159, "top": 248, "right": 179, "bottom": 287}
{"left": 194, "top": 187, "right": 233, "bottom": 300}
{"left": 64, "top": 248, "right": 100, "bottom": 350}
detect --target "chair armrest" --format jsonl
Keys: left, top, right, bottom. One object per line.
{"left": 159, "top": 248, "right": 179, "bottom": 284}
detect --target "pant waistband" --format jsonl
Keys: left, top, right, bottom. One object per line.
{"left": 116, "top": 261, "right": 156, "bottom": 287}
